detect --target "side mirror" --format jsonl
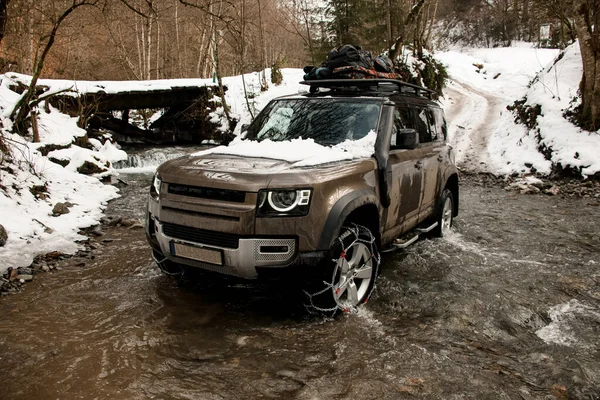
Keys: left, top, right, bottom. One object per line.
{"left": 241, "top": 123, "right": 249, "bottom": 133}
{"left": 397, "top": 128, "right": 419, "bottom": 149}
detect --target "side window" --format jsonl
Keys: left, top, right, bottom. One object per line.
{"left": 415, "top": 108, "right": 432, "bottom": 143}
{"left": 391, "top": 108, "right": 414, "bottom": 148}
{"left": 432, "top": 108, "right": 447, "bottom": 141}
{"left": 426, "top": 110, "right": 438, "bottom": 142}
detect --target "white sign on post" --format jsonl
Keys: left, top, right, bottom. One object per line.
{"left": 540, "top": 24, "right": 551, "bottom": 41}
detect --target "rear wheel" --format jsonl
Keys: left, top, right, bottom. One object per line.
{"left": 303, "top": 224, "right": 380, "bottom": 315}
{"left": 432, "top": 188, "right": 454, "bottom": 237}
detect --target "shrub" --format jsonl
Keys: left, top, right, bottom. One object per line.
{"left": 271, "top": 59, "right": 283, "bottom": 86}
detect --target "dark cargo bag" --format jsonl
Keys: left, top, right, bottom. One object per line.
{"left": 374, "top": 56, "right": 394, "bottom": 73}
{"left": 326, "top": 45, "right": 374, "bottom": 70}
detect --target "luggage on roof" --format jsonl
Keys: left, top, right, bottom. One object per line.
{"left": 303, "top": 45, "right": 399, "bottom": 82}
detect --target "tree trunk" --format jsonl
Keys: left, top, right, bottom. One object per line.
{"left": 386, "top": 0, "right": 392, "bottom": 49}
{"left": 0, "top": 0, "right": 8, "bottom": 46}
{"left": 257, "top": 0, "right": 268, "bottom": 91}
{"left": 390, "top": 0, "right": 425, "bottom": 65}
{"left": 573, "top": 0, "right": 600, "bottom": 131}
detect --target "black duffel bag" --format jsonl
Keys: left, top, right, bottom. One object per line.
{"left": 326, "top": 44, "right": 374, "bottom": 70}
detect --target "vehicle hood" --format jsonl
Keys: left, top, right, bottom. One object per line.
{"left": 157, "top": 154, "right": 375, "bottom": 192}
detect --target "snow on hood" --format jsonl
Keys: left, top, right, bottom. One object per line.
{"left": 191, "top": 131, "right": 377, "bottom": 167}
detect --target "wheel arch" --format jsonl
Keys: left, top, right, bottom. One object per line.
{"left": 317, "top": 189, "right": 381, "bottom": 250}
{"left": 445, "top": 173, "right": 459, "bottom": 216}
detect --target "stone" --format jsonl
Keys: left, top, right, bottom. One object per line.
{"left": 0, "top": 224, "right": 7, "bottom": 247}
{"left": 17, "top": 267, "right": 32, "bottom": 275}
{"left": 107, "top": 217, "right": 123, "bottom": 227}
{"left": 52, "top": 202, "right": 71, "bottom": 216}
{"left": 17, "top": 274, "right": 33, "bottom": 282}
{"left": 8, "top": 268, "right": 18, "bottom": 281}
{"left": 531, "top": 180, "right": 552, "bottom": 190}
{"left": 119, "top": 218, "right": 139, "bottom": 227}
{"left": 89, "top": 226, "right": 104, "bottom": 237}
{"left": 544, "top": 186, "right": 560, "bottom": 196}
{"left": 41, "top": 265, "right": 50, "bottom": 272}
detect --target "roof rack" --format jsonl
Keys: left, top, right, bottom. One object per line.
{"left": 300, "top": 79, "right": 435, "bottom": 99}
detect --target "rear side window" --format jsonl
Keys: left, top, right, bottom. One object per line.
{"left": 415, "top": 108, "right": 433, "bottom": 143}
{"left": 432, "top": 108, "right": 447, "bottom": 141}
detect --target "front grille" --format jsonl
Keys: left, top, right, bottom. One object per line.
{"left": 168, "top": 183, "right": 246, "bottom": 203}
{"left": 162, "top": 222, "right": 241, "bottom": 249}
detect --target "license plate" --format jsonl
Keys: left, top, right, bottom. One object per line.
{"left": 172, "top": 242, "right": 223, "bottom": 265}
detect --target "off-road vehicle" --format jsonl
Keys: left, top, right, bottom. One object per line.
{"left": 146, "top": 79, "right": 459, "bottom": 313}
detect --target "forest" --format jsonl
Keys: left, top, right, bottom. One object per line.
{"left": 0, "top": 0, "right": 597, "bottom": 129}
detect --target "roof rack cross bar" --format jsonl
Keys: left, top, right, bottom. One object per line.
{"left": 300, "top": 79, "right": 434, "bottom": 99}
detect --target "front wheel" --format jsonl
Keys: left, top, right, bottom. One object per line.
{"left": 432, "top": 188, "right": 454, "bottom": 237}
{"left": 303, "top": 224, "right": 381, "bottom": 315}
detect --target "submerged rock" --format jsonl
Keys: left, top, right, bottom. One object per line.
{"left": 0, "top": 224, "right": 7, "bottom": 247}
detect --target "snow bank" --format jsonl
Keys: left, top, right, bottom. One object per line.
{"left": 522, "top": 42, "right": 600, "bottom": 177}
{"left": 0, "top": 78, "right": 120, "bottom": 273}
{"left": 438, "top": 42, "right": 600, "bottom": 177}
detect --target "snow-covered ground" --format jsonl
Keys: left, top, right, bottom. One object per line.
{"left": 437, "top": 41, "right": 600, "bottom": 177}
{"left": 1, "top": 43, "right": 600, "bottom": 274}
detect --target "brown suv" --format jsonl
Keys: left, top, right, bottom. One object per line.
{"left": 146, "top": 79, "right": 459, "bottom": 314}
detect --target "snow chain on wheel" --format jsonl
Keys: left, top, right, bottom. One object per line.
{"left": 303, "top": 223, "right": 381, "bottom": 317}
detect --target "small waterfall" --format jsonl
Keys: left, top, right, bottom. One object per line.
{"left": 113, "top": 147, "right": 202, "bottom": 170}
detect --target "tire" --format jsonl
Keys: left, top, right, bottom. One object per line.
{"left": 302, "top": 224, "right": 380, "bottom": 315}
{"left": 432, "top": 188, "right": 454, "bottom": 237}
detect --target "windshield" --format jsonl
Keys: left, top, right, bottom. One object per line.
{"left": 245, "top": 99, "right": 382, "bottom": 146}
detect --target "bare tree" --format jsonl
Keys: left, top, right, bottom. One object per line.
{"left": 573, "top": 0, "right": 599, "bottom": 130}
{"left": 11, "top": 0, "right": 99, "bottom": 135}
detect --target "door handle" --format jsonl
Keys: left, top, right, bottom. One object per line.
{"left": 415, "top": 161, "right": 422, "bottom": 169}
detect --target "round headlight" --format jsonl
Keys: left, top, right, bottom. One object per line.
{"left": 152, "top": 173, "right": 162, "bottom": 197}
{"left": 268, "top": 190, "right": 299, "bottom": 212}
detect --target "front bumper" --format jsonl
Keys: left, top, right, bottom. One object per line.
{"left": 149, "top": 218, "right": 321, "bottom": 278}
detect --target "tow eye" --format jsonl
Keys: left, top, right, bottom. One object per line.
{"left": 152, "top": 252, "right": 184, "bottom": 276}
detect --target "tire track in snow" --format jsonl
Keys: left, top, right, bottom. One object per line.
{"left": 442, "top": 79, "right": 504, "bottom": 173}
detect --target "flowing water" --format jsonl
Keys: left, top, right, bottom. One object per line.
{"left": 1, "top": 149, "right": 599, "bottom": 399}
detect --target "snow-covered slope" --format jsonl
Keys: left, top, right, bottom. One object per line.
{"left": 438, "top": 42, "right": 600, "bottom": 178}
{"left": 521, "top": 43, "right": 600, "bottom": 177}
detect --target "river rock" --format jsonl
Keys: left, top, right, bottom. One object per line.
{"left": 544, "top": 185, "right": 560, "bottom": 196}
{"left": 17, "top": 267, "right": 32, "bottom": 275}
{"left": 17, "top": 274, "right": 33, "bottom": 282}
{"left": 106, "top": 217, "right": 123, "bottom": 226}
{"left": 52, "top": 202, "right": 71, "bottom": 216}
{"left": 0, "top": 224, "right": 7, "bottom": 247}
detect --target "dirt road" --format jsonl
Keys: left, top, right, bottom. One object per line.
{"left": 443, "top": 79, "right": 505, "bottom": 173}
{"left": 1, "top": 176, "right": 599, "bottom": 399}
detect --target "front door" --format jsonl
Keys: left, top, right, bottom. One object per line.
{"left": 384, "top": 107, "right": 424, "bottom": 238}
{"left": 414, "top": 108, "right": 442, "bottom": 221}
